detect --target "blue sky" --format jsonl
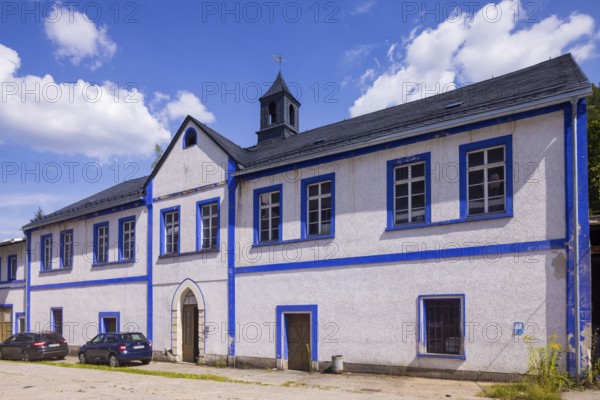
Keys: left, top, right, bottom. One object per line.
{"left": 0, "top": 0, "right": 599, "bottom": 238}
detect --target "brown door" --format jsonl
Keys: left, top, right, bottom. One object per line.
{"left": 182, "top": 305, "right": 198, "bottom": 363}
{"left": 286, "top": 313, "right": 311, "bottom": 371}
{"left": 0, "top": 307, "right": 12, "bottom": 341}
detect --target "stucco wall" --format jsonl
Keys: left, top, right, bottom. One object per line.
{"left": 235, "top": 111, "right": 565, "bottom": 268}
{"left": 29, "top": 283, "right": 147, "bottom": 345}
{"left": 235, "top": 249, "right": 567, "bottom": 374}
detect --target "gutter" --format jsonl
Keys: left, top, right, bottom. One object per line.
{"left": 234, "top": 87, "right": 592, "bottom": 177}
{"left": 21, "top": 195, "right": 145, "bottom": 232}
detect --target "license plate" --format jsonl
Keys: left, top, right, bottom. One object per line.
{"left": 48, "top": 344, "right": 59, "bottom": 348}
{"left": 133, "top": 345, "right": 144, "bottom": 349}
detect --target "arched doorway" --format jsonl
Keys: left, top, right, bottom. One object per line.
{"left": 170, "top": 280, "right": 205, "bottom": 363}
{"left": 182, "top": 290, "right": 199, "bottom": 363}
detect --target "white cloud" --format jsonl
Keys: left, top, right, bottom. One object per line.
{"left": 161, "top": 91, "right": 216, "bottom": 124}
{"left": 351, "top": 0, "right": 376, "bottom": 15}
{"left": 0, "top": 43, "right": 209, "bottom": 159}
{"left": 342, "top": 44, "right": 376, "bottom": 65}
{"left": 44, "top": 6, "right": 117, "bottom": 70}
{"left": 350, "top": 0, "right": 597, "bottom": 117}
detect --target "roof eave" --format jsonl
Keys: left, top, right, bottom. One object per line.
{"left": 22, "top": 195, "right": 145, "bottom": 232}
{"left": 235, "top": 86, "right": 592, "bottom": 177}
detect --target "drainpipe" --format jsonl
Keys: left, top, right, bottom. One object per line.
{"left": 571, "top": 96, "right": 580, "bottom": 382}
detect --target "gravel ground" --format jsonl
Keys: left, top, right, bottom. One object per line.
{"left": 0, "top": 357, "right": 598, "bottom": 399}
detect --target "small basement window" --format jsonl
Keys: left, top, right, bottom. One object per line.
{"left": 184, "top": 128, "right": 198, "bottom": 148}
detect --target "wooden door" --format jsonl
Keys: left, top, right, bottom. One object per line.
{"left": 0, "top": 307, "right": 12, "bottom": 341}
{"left": 182, "top": 305, "right": 198, "bottom": 363}
{"left": 285, "top": 313, "right": 311, "bottom": 371}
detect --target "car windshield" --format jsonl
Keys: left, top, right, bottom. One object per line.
{"left": 90, "top": 335, "right": 105, "bottom": 344}
{"left": 121, "top": 333, "right": 147, "bottom": 342}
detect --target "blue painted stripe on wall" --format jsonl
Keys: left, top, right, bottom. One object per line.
{"left": 564, "top": 104, "right": 576, "bottom": 373}
{"left": 145, "top": 179, "right": 154, "bottom": 341}
{"left": 25, "top": 231, "right": 31, "bottom": 330}
{"left": 236, "top": 239, "right": 566, "bottom": 274}
{"left": 30, "top": 276, "right": 147, "bottom": 291}
{"left": 239, "top": 104, "right": 568, "bottom": 181}
{"left": 227, "top": 157, "right": 237, "bottom": 356}
{"left": 576, "top": 98, "right": 592, "bottom": 373}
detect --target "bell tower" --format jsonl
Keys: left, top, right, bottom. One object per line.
{"left": 256, "top": 72, "right": 301, "bottom": 144}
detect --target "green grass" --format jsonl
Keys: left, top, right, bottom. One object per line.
{"left": 37, "top": 361, "right": 268, "bottom": 386}
{"left": 481, "top": 383, "right": 563, "bottom": 400}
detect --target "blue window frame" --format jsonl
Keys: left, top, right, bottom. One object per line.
{"left": 196, "top": 198, "right": 220, "bottom": 251}
{"left": 93, "top": 222, "right": 109, "bottom": 264}
{"left": 459, "top": 135, "right": 513, "bottom": 220}
{"left": 40, "top": 234, "right": 53, "bottom": 271}
{"left": 50, "top": 307, "right": 63, "bottom": 335}
{"left": 60, "top": 229, "right": 74, "bottom": 269}
{"left": 183, "top": 127, "right": 198, "bottom": 149}
{"left": 118, "top": 216, "right": 136, "bottom": 262}
{"left": 7, "top": 255, "right": 17, "bottom": 281}
{"left": 253, "top": 185, "right": 283, "bottom": 244}
{"left": 300, "top": 173, "right": 335, "bottom": 239}
{"left": 98, "top": 312, "right": 120, "bottom": 333}
{"left": 387, "top": 153, "right": 431, "bottom": 229}
{"left": 160, "top": 206, "right": 180, "bottom": 255}
{"left": 417, "top": 294, "right": 465, "bottom": 359}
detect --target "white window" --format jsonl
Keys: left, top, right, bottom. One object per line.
{"left": 122, "top": 220, "right": 135, "bottom": 260}
{"left": 43, "top": 236, "right": 52, "bottom": 270}
{"left": 201, "top": 204, "right": 218, "bottom": 250}
{"left": 307, "top": 181, "right": 332, "bottom": 236}
{"left": 9, "top": 256, "right": 17, "bottom": 280}
{"left": 62, "top": 232, "right": 73, "bottom": 268}
{"left": 165, "top": 211, "right": 179, "bottom": 254}
{"left": 97, "top": 226, "right": 108, "bottom": 264}
{"left": 394, "top": 162, "right": 426, "bottom": 225}
{"left": 259, "top": 191, "right": 280, "bottom": 242}
{"left": 467, "top": 146, "right": 506, "bottom": 216}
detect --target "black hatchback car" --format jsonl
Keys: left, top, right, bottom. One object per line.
{"left": 78, "top": 332, "right": 152, "bottom": 367}
{"left": 0, "top": 332, "right": 69, "bottom": 361}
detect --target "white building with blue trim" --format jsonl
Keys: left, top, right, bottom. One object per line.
{"left": 7, "top": 54, "right": 593, "bottom": 379}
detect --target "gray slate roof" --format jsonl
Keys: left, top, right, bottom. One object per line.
{"left": 172, "top": 54, "right": 590, "bottom": 172}
{"left": 260, "top": 71, "right": 299, "bottom": 103}
{"left": 22, "top": 54, "right": 590, "bottom": 231}
{"left": 23, "top": 176, "right": 148, "bottom": 230}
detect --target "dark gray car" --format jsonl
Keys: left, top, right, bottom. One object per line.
{"left": 0, "top": 332, "right": 69, "bottom": 361}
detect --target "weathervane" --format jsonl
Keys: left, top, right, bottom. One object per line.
{"left": 273, "top": 55, "right": 285, "bottom": 72}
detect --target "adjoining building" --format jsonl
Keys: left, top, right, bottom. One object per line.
{"left": 11, "top": 54, "right": 593, "bottom": 379}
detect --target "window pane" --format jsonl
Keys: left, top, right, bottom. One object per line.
{"left": 396, "top": 183, "right": 408, "bottom": 197}
{"left": 468, "top": 151, "right": 484, "bottom": 167}
{"left": 425, "top": 299, "right": 461, "bottom": 355}
{"left": 396, "top": 197, "right": 408, "bottom": 211}
{"left": 468, "top": 170, "right": 484, "bottom": 185}
{"left": 271, "top": 192, "right": 280, "bottom": 204}
{"left": 308, "top": 223, "right": 319, "bottom": 235}
{"left": 411, "top": 163, "right": 425, "bottom": 178}
{"left": 395, "top": 166, "right": 408, "bottom": 181}
{"left": 308, "top": 184, "right": 319, "bottom": 197}
{"left": 468, "top": 184, "right": 484, "bottom": 200}
{"left": 488, "top": 166, "right": 504, "bottom": 182}
{"left": 488, "top": 147, "right": 504, "bottom": 163}
{"left": 321, "top": 181, "right": 331, "bottom": 195}
{"left": 468, "top": 200, "right": 485, "bottom": 215}
{"left": 412, "top": 194, "right": 425, "bottom": 209}
{"left": 411, "top": 180, "right": 425, "bottom": 195}
{"left": 308, "top": 199, "right": 319, "bottom": 213}
{"left": 488, "top": 196, "right": 505, "bottom": 213}
{"left": 488, "top": 181, "right": 504, "bottom": 198}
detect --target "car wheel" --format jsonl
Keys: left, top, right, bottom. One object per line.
{"left": 21, "top": 351, "right": 29, "bottom": 362}
{"left": 141, "top": 359, "right": 151, "bottom": 365}
{"left": 109, "top": 354, "right": 120, "bottom": 367}
{"left": 78, "top": 352, "right": 87, "bottom": 364}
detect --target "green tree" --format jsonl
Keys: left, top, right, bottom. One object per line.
{"left": 30, "top": 206, "right": 45, "bottom": 223}
{"left": 151, "top": 143, "right": 164, "bottom": 170}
